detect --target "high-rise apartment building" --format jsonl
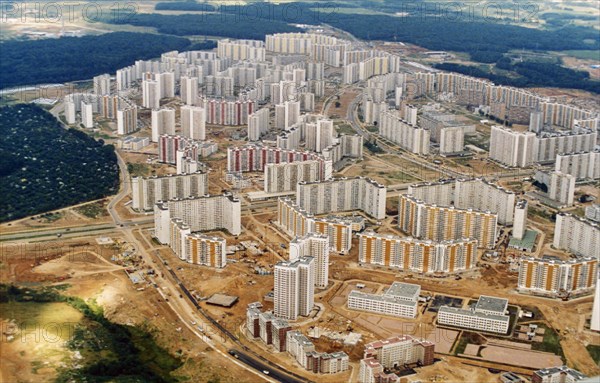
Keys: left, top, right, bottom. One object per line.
{"left": 154, "top": 193, "right": 242, "bottom": 244}
{"left": 180, "top": 76, "right": 199, "bottom": 105}
{"left": 81, "top": 101, "right": 94, "bottom": 128}
{"left": 169, "top": 219, "right": 227, "bottom": 268}
{"left": 93, "top": 73, "right": 111, "bottom": 95}
{"left": 399, "top": 194, "right": 498, "bottom": 249}
{"left": 116, "top": 107, "right": 138, "bottom": 135}
{"left": 513, "top": 200, "right": 528, "bottom": 240}
{"left": 181, "top": 105, "right": 206, "bottom": 140}
{"left": 549, "top": 171, "right": 576, "bottom": 207}
{"left": 553, "top": 213, "right": 600, "bottom": 260}
{"left": 142, "top": 79, "right": 161, "bottom": 109}
{"left": 555, "top": 150, "right": 600, "bottom": 180}
{"left": 274, "top": 256, "right": 315, "bottom": 320}
{"left": 247, "top": 107, "right": 270, "bottom": 141}
{"left": 289, "top": 233, "right": 329, "bottom": 289}
{"left": 296, "top": 177, "right": 387, "bottom": 220}
{"left": 518, "top": 256, "right": 597, "bottom": 297}
{"left": 358, "top": 232, "right": 477, "bottom": 274}
{"left": 489, "top": 125, "right": 537, "bottom": 168}
{"left": 151, "top": 108, "right": 176, "bottom": 142}
{"left": 131, "top": 172, "right": 208, "bottom": 211}
{"left": 379, "top": 110, "right": 430, "bottom": 155}
{"left": 264, "top": 160, "right": 323, "bottom": 193}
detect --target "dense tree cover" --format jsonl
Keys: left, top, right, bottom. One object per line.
{"left": 434, "top": 62, "right": 600, "bottom": 93}
{"left": 155, "top": 1, "right": 216, "bottom": 12}
{"left": 107, "top": 12, "right": 300, "bottom": 40}
{"left": 187, "top": 39, "right": 217, "bottom": 51}
{"left": 1, "top": 284, "right": 182, "bottom": 382}
{"left": 0, "top": 104, "right": 119, "bottom": 222}
{"left": 0, "top": 32, "right": 192, "bottom": 89}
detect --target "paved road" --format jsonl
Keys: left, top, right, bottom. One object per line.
{"left": 229, "top": 349, "right": 305, "bottom": 383}
{"left": 107, "top": 150, "right": 131, "bottom": 225}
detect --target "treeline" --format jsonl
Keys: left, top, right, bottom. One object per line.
{"left": 0, "top": 32, "right": 192, "bottom": 89}
{"left": 107, "top": 12, "right": 300, "bottom": 40}
{"left": 155, "top": 1, "right": 215, "bottom": 12}
{"left": 434, "top": 61, "right": 600, "bottom": 93}
{"left": 0, "top": 104, "right": 120, "bottom": 222}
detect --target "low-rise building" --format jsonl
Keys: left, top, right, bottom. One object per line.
{"left": 437, "top": 295, "right": 510, "bottom": 334}
{"left": 348, "top": 282, "right": 420, "bottom": 318}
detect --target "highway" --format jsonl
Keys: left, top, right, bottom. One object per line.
{"left": 228, "top": 349, "right": 305, "bottom": 383}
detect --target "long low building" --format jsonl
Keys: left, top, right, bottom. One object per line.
{"left": 277, "top": 197, "right": 353, "bottom": 254}
{"left": 296, "top": 177, "right": 387, "bottom": 220}
{"left": 154, "top": 193, "right": 241, "bottom": 244}
{"left": 399, "top": 194, "right": 498, "bottom": 249}
{"left": 131, "top": 172, "right": 208, "bottom": 211}
{"left": 348, "top": 282, "right": 420, "bottom": 318}
{"left": 358, "top": 232, "right": 477, "bottom": 274}
{"left": 437, "top": 295, "right": 510, "bottom": 334}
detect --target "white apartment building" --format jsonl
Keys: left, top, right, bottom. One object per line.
{"left": 489, "top": 125, "right": 537, "bottom": 168}
{"left": 181, "top": 105, "right": 206, "bottom": 140}
{"left": 218, "top": 39, "right": 266, "bottom": 61}
{"left": 361, "top": 335, "right": 435, "bottom": 374}
{"left": 518, "top": 256, "right": 597, "bottom": 296}
{"left": 555, "top": 150, "right": 600, "bottom": 180}
{"left": 408, "top": 180, "right": 455, "bottom": 207}
{"left": 513, "top": 200, "right": 528, "bottom": 240}
{"left": 585, "top": 204, "right": 600, "bottom": 223}
{"left": 553, "top": 213, "right": 600, "bottom": 260}
{"left": 379, "top": 110, "right": 430, "bottom": 155}
{"left": 536, "top": 129, "right": 597, "bottom": 163}
{"left": 142, "top": 79, "right": 161, "bottom": 109}
{"left": 439, "top": 126, "right": 465, "bottom": 155}
{"left": 264, "top": 160, "right": 322, "bottom": 193}
{"left": 81, "top": 101, "right": 94, "bottom": 128}
{"left": 275, "top": 101, "right": 301, "bottom": 130}
{"left": 274, "top": 256, "right": 315, "bottom": 320}
{"left": 399, "top": 194, "right": 498, "bottom": 249}
{"left": 296, "top": 177, "right": 387, "bottom": 220}
{"left": 348, "top": 282, "right": 420, "bottom": 318}
{"left": 248, "top": 107, "right": 270, "bottom": 141}
{"left": 277, "top": 198, "right": 354, "bottom": 254}
{"left": 180, "top": 76, "right": 198, "bottom": 105}
{"left": 151, "top": 108, "right": 176, "bottom": 142}
{"left": 549, "top": 171, "right": 576, "bottom": 206}
{"left": 437, "top": 295, "right": 510, "bottom": 334}
{"left": 131, "top": 172, "right": 208, "bottom": 211}
{"left": 454, "top": 178, "right": 516, "bottom": 225}
{"left": 305, "top": 119, "right": 335, "bottom": 153}
{"left": 93, "top": 73, "right": 111, "bottom": 95}
{"left": 289, "top": 233, "right": 329, "bottom": 289}
{"left": 154, "top": 193, "right": 241, "bottom": 244}
{"left": 116, "top": 107, "right": 138, "bottom": 135}
{"left": 358, "top": 232, "right": 478, "bottom": 274}
{"left": 169, "top": 219, "right": 227, "bottom": 268}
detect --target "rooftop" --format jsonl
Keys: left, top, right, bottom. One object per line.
{"left": 439, "top": 305, "right": 509, "bottom": 323}
{"left": 349, "top": 290, "right": 418, "bottom": 308}
{"left": 206, "top": 293, "right": 238, "bottom": 308}
{"left": 535, "top": 366, "right": 586, "bottom": 380}
{"left": 385, "top": 282, "right": 421, "bottom": 299}
{"left": 475, "top": 295, "right": 508, "bottom": 314}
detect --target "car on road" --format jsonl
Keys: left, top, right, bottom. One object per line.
{"left": 262, "top": 370, "right": 270, "bottom": 375}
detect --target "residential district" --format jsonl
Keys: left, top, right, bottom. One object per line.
{"left": 7, "top": 29, "right": 600, "bottom": 383}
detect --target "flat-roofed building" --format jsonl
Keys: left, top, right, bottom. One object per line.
{"left": 348, "top": 282, "right": 420, "bottom": 318}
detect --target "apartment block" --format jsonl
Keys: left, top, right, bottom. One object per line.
{"left": 439, "top": 126, "right": 465, "bottom": 155}
{"left": 489, "top": 125, "right": 536, "bottom": 168}
{"left": 454, "top": 178, "right": 516, "bottom": 225}
{"left": 549, "top": 171, "right": 576, "bottom": 207}
{"left": 181, "top": 105, "right": 206, "bottom": 140}
{"left": 151, "top": 108, "right": 176, "bottom": 142}
{"left": 116, "top": 107, "right": 138, "bottom": 135}
{"left": 131, "top": 172, "right": 208, "bottom": 211}
{"left": 518, "top": 256, "right": 597, "bottom": 297}
{"left": 358, "top": 232, "right": 477, "bottom": 274}
{"left": 154, "top": 193, "right": 241, "bottom": 244}
{"left": 289, "top": 233, "right": 329, "bottom": 289}
{"left": 513, "top": 200, "right": 528, "bottom": 240}
{"left": 168, "top": 219, "right": 227, "bottom": 268}
{"left": 399, "top": 194, "right": 498, "bottom": 249}
{"left": 248, "top": 107, "right": 270, "bottom": 141}
{"left": 286, "top": 331, "right": 349, "bottom": 374}
{"left": 379, "top": 110, "right": 430, "bottom": 155}
{"left": 536, "top": 129, "right": 597, "bottom": 163}
{"left": 246, "top": 306, "right": 291, "bottom": 352}
{"left": 93, "top": 73, "right": 111, "bottom": 95}
{"left": 180, "top": 76, "right": 198, "bottom": 105}
{"left": 437, "top": 295, "right": 510, "bottom": 334}
{"left": 296, "top": 177, "right": 387, "bottom": 220}
{"left": 555, "top": 150, "right": 600, "bottom": 180}
{"left": 585, "top": 204, "right": 600, "bottom": 223}
{"left": 218, "top": 39, "right": 266, "bottom": 61}
{"left": 305, "top": 118, "right": 335, "bottom": 153}
{"left": 264, "top": 160, "right": 323, "bottom": 193}
{"left": 274, "top": 257, "right": 315, "bottom": 320}
{"left": 553, "top": 213, "right": 600, "bottom": 260}
{"left": 348, "top": 282, "right": 420, "bottom": 318}
{"left": 277, "top": 198, "right": 353, "bottom": 254}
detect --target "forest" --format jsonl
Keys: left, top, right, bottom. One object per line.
{"left": 435, "top": 61, "right": 600, "bottom": 93}
{"left": 0, "top": 32, "right": 192, "bottom": 89}
{"left": 0, "top": 104, "right": 120, "bottom": 222}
